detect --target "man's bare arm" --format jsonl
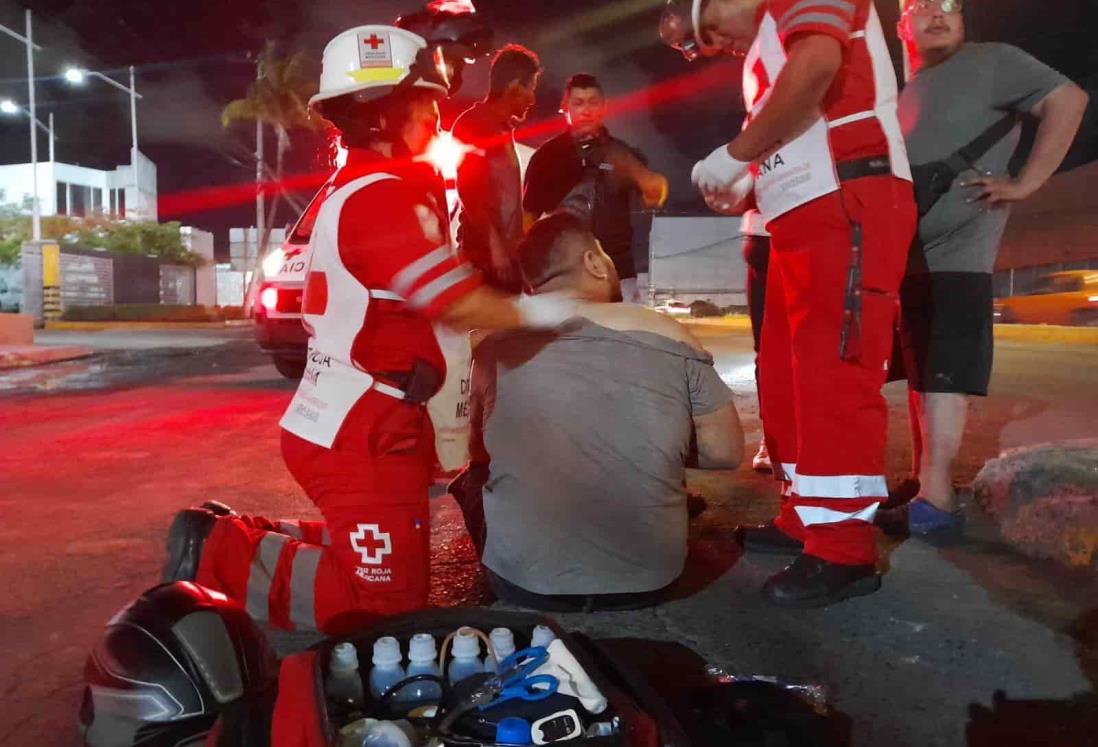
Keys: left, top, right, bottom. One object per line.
{"left": 693, "top": 403, "right": 744, "bottom": 470}
{"left": 964, "top": 82, "right": 1089, "bottom": 205}
{"left": 728, "top": 34, "right": 843, "bottom": 162}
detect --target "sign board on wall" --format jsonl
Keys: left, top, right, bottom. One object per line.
{"left": 60, "top": 252, "right": 114, "bottom": 309}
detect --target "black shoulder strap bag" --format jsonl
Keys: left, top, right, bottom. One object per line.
{"left": 910, "top": 113, "right": 1017, "bottom": 217}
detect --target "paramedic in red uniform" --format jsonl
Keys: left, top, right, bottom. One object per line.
{"left": 661, "top": 0, "right": 916, "bottom": 607}
{"left": 160, "top": 12, "right": 578, "bottom": 635}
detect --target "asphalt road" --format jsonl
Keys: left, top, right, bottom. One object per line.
{"left": 1, "top": 327, "right": 1095, "bottom": 746}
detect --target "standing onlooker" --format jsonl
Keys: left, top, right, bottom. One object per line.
{"left": 523, "top": 73, "right": 669, "bottom": 302}
{"left": 894, "top": 0, "right": 1088, "bottom": 538}
{"left": 453, "top": 45, "right": 542, "bottom": 293}
{"left": 741, "top": 208, "right": 773, "bottom": 472}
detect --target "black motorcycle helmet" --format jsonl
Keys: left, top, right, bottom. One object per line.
{"left": 79, "top": 582, "right": 278, "bottom": 747}
{"left": 396, "top": 0, "right": 494, "bottom": 96}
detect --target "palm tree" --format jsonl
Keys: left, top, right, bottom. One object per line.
{"left": 222, "top": 43, "right": 321, "bottom": 265}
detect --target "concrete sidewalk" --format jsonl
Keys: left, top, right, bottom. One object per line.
{"left": 45, "top": 320, "right": 251, "bottom": 332}
{"left": 0, "top": 345, "right": 94, "bottom": 370}
{"left": 683, "top": 315, "right": 1098, "bottom": 345}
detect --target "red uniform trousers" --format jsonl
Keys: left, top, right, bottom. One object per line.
{"left": 196, "top": 391, "right": 435, "bottom": 635}
{"left": 760, "top": 176, "right": 915, "bottom": 566}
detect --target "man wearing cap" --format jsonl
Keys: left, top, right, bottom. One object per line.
{"left": 161, "top": 8, "right": 580, "bottom": 634}
{"left": 661, "top": 0, "right": 916, "bottom": 607}
{"left": 890, "top": 0, "right": 1087, "bottom": 539}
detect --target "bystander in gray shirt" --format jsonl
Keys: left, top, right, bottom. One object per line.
{"left": 470, "top": 319, "right": 734, "bottom": 596}
{"left": 898, "top": 43, "right": 1068, "bottom": 274}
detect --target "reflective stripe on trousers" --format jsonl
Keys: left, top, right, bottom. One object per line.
{"left": 245, "top": 532, "right": 322, "bottom": 630}
{"left": 277, "top": 520, "right": 332, "bottom": 546}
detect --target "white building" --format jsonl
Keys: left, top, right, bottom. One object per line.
{"left": 0, "top": 151, "right": 157, "bottom": 221}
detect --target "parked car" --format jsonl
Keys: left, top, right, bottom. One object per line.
{"left": 995, "top": 270, "right": 1098, "bottom": 327}
{"left": 251, "top": 188, "right": 325, "bottom": 379}
{"left": 653, "top": 299, "right": 693, "bottom": 318}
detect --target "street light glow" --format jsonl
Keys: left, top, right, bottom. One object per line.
{"left": 64, "top": 67, "right": 85, "bottom": 84}
{"left": 0, "top": 99, "right": 17, "bottom": 114}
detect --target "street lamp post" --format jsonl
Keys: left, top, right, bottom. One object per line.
{"left": 0, "top": 10, "right": 44, "bottom": 240}
{"left": 1, "top": 101, "right": 57, "bottom": 164}
{"left": 65, "top": 66, "right": 143, "bottom": 218}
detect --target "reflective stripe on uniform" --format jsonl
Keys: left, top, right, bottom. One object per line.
{"left": 321, "top": 527, "right": 332, "bottom": 546}
{"left": 374, "top": 382, "right": 406, "bottom": 400}
{"left": 795, "top": 503, "right": 879, "bottom": 527}
{"left": 792, "top": 472, "right": 889, "bottom": 499}
{"left": 391, "top": 246, "right": 453, "bottom": 298}
{"left": 246, "top": 533, "right": 289, "bottom": 622}
{"left": 277, "top": 521, "right": 304, "bottom": 540}
{"left": 289, "top": 546, "right": 322, "bottom": 631}
{"left": 407, "top": 265, "right": 476, "bottom": 310}
{"left": 829, "top": 111, "right": 876, "bottom": 128}
{"left": 777, "top": 0, "right": 854, "bottom": 28}
{"left": 781, "top": 463, "right": 798, "bottom": 483}
{"left": 370, "top": 289, "right": 406, "bottom": 302}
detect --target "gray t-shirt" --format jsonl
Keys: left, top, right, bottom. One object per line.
{"left": 472, "top": 319, "right": 734, "bottom": 596}
{"left": 898, "top": 43, "right": 1067, "bottom": 274}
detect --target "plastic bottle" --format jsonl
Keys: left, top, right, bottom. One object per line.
{"left": 362, "top": 719, "right": 418, "bottom": 747}
{"left": 447, "top": 627, "right": 484, "bottom": 685}
{"left": 326, "top": 642, "right": 365, "bottom": 710}
{"left": 531, "top": 625, "right": 556, "bottom": 649}
{"left": 394, "top": 633, "right": 443, "bottom": 708}
{"left": 368, "top": 637, "right": 406, "bottom": 701}
{"left": 484, "top": 627, "right": 517, "bottom": 673}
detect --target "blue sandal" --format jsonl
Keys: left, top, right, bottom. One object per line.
{"left": 907, "top": 498, "right": 965, "bottom": 545}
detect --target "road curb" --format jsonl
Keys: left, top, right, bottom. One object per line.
{"left": 0, "top": 345, "right": 95, "bottom": 370}
{"left": 992, "top": 324, "right": 1098, "bottom": 346}
{"left": 683, "top": 316, "right": 1098, "bottom": 345}
{"left": 45, "top": 320, "right": 251, "bottom": 332}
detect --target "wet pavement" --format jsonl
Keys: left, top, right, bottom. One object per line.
{"left": 0, "top": 327, "right": 1095, "bottom": 746}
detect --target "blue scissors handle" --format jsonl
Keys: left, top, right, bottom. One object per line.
{"left": 499, "top": 646, "right": 549, "bottom": 676}
{"left": 489, "top": 673, "right": 560, "bottom": 708}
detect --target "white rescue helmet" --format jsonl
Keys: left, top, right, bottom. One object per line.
{"left": 311, "top": 26, "right": 446, "bottom": 110}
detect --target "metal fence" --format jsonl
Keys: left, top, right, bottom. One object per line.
{"left": 646, "top": 215, "right": 748, "bottom": 307}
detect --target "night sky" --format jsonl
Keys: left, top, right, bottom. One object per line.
{"left": 1, "top": 0, "right": 1095, "bottom": 257}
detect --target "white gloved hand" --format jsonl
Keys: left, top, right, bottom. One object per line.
{"left": 703, "top": 170, "right": 755, "bottom": 216}
{"left": 692, "top": 144, "right": 751, "bottom": 194}
{"left": 515, "top": 292, "right": 577, "bottom": 329}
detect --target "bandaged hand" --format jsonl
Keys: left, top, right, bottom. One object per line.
{"left": 692, "top": 144, "right": 751, "bottom": 194}
{"left": 702, "top": 170, "right": 755, "bottom": 216}
{"left": 516, "top": 292, "right": 578, "bottom": 328}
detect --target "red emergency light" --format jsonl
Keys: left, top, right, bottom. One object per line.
{"left": 421, "top": 133, "right": 475, "bottom": 180}
{"left": 260, "top": 287, "right": 279, "bottom": 312}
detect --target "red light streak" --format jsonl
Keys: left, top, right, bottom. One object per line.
{"left": 157, "top": 62, "right": 736, "bottom": 218}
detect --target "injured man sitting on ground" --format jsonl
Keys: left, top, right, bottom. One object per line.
{"left": 450, "top": 212, "right": 744, "bottom": 612}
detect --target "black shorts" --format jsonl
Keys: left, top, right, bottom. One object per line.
{"left": 899, "top": 272, "right": 994, "bottom": 396}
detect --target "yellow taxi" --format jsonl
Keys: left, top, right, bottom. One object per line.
{"left": 996, "top": 271, "right": 1098, "bottom": 326}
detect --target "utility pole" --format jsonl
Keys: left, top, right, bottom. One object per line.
{"left": 255, "top": 58, "right": 265, "bottom": 270}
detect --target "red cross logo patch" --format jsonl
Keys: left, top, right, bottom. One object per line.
{"left": 358, "top": 30, "right": 393, "bottom": 68}
{"left": 350, "top": 524, "right": 392, "bottom": 565}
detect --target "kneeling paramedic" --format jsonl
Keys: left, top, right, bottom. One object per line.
{"left": 661, "top": 0, "right": 916, "bottom": 607}
{"left": 162, "top": 9, "right": 578, "bottom": 635}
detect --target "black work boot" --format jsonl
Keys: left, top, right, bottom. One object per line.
{"left": 738, "top": 522, "right": 805, "bottom": 556}
{"left": 762, "top": 554, "right": 881, "bottom": 608}
{"left": 162, "top": 509, "right": 218, "bottom": 583}
{"left": 199, "top": 500, "right": 236, "bottom": 517}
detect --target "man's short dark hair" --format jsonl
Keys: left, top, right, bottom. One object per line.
{"left": 517, "top": 212, "right": 596, "bottom": 290}
{"left": 564, "top": 73, "right": 602, "bottom": 97}
{"left": 561, "top": 73, "right": 603, "bottom": 110}
{"left": 489, "top": 44, "right": 542, "bottom": 98}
